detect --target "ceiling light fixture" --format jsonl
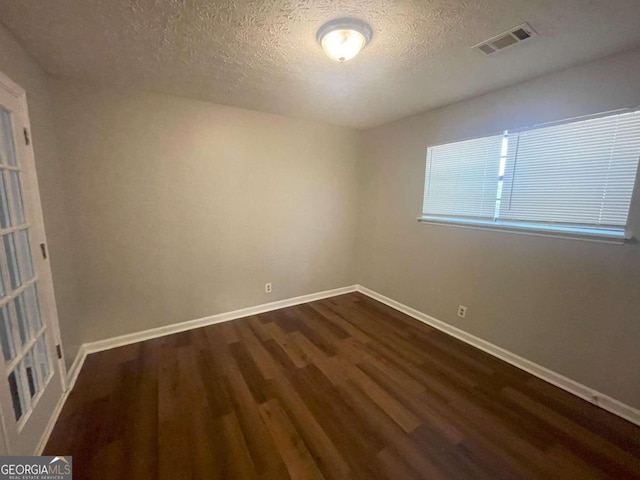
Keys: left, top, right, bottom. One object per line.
{"left": 317, "top": 18, "right": 373, "bottom": 62}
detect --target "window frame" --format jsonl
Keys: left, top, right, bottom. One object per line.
{"left": 418, "top": 107, "right": 640, "bottom": 244}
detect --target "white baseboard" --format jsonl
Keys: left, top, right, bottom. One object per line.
{"left": 66, "top": 346, "right": 88, "bottom": 392}
{"left": 355, "top": 285, "right": 640, "bottom": 426}
{"left": 83, "top": 285, "right": 357, "bottom": 355}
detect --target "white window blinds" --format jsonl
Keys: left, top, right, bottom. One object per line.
{"left": 422, "top": 109, "right": 640, "bottom": 236}
{"left": 423, "top": 134, "right": 504, "bottom": 219}
{"left": 501, "top": 111, "right": 640, "bottom": 227}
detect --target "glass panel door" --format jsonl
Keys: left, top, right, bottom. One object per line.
{"left": 0, "top": 72, "right": 64, "bottom": 455}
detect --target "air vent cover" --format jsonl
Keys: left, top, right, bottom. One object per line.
{"left": 472, "top": 23, "right": 537, "bottom": 55}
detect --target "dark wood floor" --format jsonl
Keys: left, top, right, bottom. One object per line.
{"left": 45, "top": 293, "right": 640, "bottom": 479}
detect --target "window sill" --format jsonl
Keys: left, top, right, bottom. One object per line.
{"left": 417, "top": 216, "right": 631, "bottom": 244}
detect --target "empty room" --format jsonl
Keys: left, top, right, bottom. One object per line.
{"left": 0, "top": 0, "right": 639, "bottom": 478}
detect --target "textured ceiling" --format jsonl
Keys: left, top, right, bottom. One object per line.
{"left": 1, "top": 0, "right": 640, "bottom": 128}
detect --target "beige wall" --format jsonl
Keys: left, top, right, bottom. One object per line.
{"left": 0, "top": 27, "right": 80, "bottom": 368}
{"left": 49, "top": 78, "right": 360, "bottom": 350}
{"left": 357, "top": 47, "right": 640, "bottom": 409}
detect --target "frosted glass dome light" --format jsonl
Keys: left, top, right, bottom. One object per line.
{"left": 317, "top": 18, "right": 373, "bottom": 62}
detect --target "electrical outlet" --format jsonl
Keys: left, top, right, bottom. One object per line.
{"left": 265, "top": 282, "right": 272, "bottom": 293}
{"left": 457, "top": 305, "right": 467, "bottom": 319}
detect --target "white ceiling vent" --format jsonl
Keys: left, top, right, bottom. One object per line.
{"left": 472, "top": 23, "right": 537, "bottom": 55}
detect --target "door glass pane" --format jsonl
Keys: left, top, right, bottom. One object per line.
{"left": 24, "top": 284, "right": 41, "bottom": 332}
{"left": 9, "top": 171, "right": 25, "bottom": 225}
{"left": 35, "top": 335, "right": 50, "bottom": 382}
{"left": 8, "top": 368, "right": 25, "bottom": 421}
{"left": 15, "top": 229, "right": 34, "bottom": 281}
{"left": 0, "top": 305, "right": 15, "bottom": 362}
{"left": 14, "top": 293, "right": 28, "bottom": 345}
{"left": 23, "top": 349, "right": 39, "bottom": 398}
{"left": 3, "top": 233, "right": 21, "bottom": 289}
{"left": 0, "top": 172, "right": 10, "bottom": 228}
{"left": 0, "top": 109, "right": 17, "bottom": 167}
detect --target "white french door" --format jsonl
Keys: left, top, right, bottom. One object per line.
{"left": 0, "top": 72, "right": 65, "bottom": 455}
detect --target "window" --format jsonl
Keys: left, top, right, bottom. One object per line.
{"left": 420, "top": 109, "right": 640, "bottom": 241}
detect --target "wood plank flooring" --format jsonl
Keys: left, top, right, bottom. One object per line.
{"left": 45, "top": 293, "right": 640, "bottom": 479}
